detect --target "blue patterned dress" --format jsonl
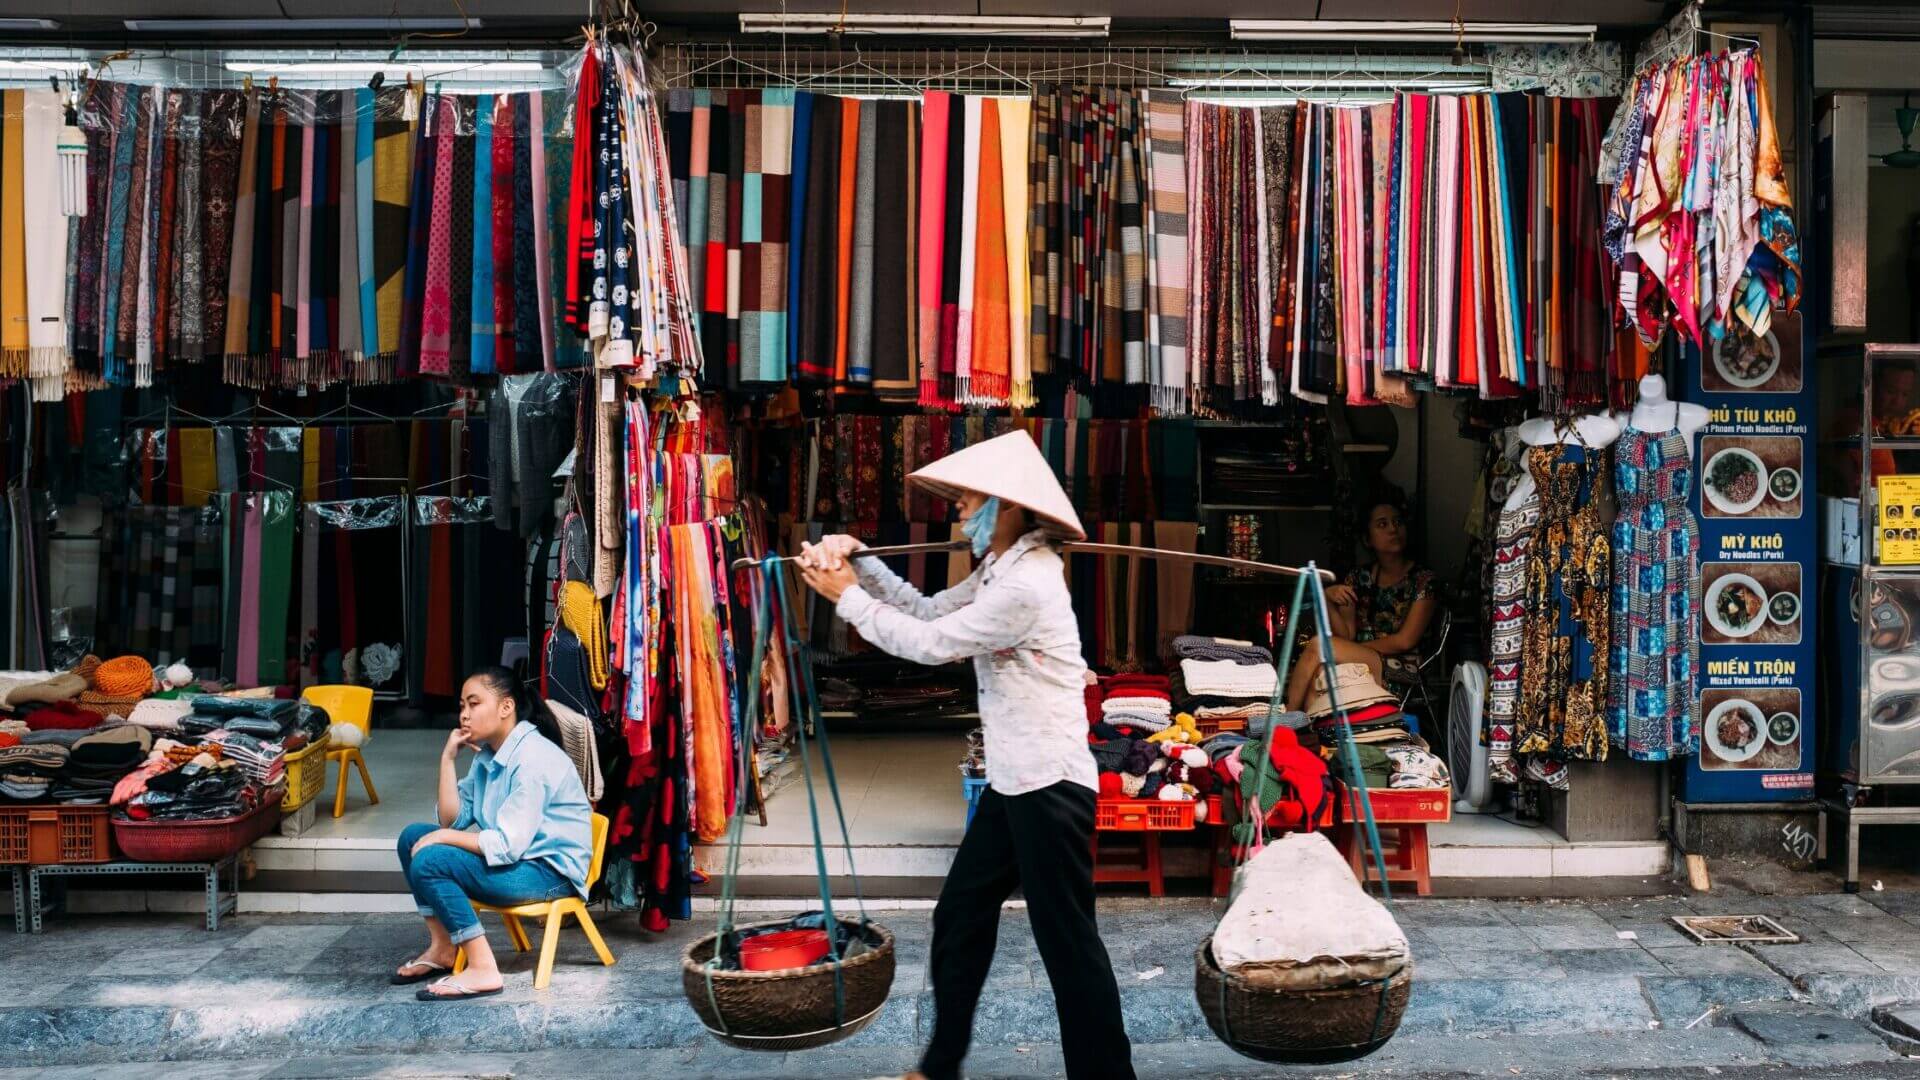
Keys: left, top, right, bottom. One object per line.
{"left": 1606, "top": 421, "right": 1699, "bottom": 760}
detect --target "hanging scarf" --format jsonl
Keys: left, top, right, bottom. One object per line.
{"left": 22, "top": 91, "right": 69, "bottom": 395}
{"left": 847, "top": 97, "right": 878, "bottom": 387}
{"left": 419, "top": 96, "right": 456, "bottom": 375}
{"left": 871, "top": 98, "right": 917, "bottom": 402}
{"left": 469, "top": 95, "right": 497, "bottom": 376}
{"left": 1141, "top": 90, "right": 1188, "bottom": 414}
{"left": 916, "top": 90, "right": 950, "bottom": 404}
{"left": 966, "top": 97, "right": 1011, "bottom": 406}
{"left": 795, "top": 94, "right": 839, "bottom": 385}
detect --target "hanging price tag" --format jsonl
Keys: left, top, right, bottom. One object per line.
{"left": 600, "top": 374, "right": 616, "bottom": 403}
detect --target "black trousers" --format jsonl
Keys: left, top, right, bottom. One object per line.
{"left": 919, "top": 781, "right": 1136, "bottom": 1080}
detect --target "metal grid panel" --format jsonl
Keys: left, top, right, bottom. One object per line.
{"left": 656, "top": 42, "right": 1503, "bottom": 95}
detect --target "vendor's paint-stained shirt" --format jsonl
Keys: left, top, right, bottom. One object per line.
{"left": 836, "top": 529, "right": 1098, "bottom": 797}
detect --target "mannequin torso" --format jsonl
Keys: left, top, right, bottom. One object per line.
{"left": 1614, "top": 374, "right": 1710, "bottom": 452}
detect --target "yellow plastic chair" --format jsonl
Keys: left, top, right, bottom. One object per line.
{"left": 455, "top": 812, "right": 616, "bottom": 990}
{"left": 302, "top": 685, "right": 378, "bottom": 819}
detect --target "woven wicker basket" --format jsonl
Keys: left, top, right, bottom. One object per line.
{"left": 682, "top": 918, "right": 896, "bottom": 1052}
{"left": 1194, "top": 936, "right": 1411, "bottom": 1065}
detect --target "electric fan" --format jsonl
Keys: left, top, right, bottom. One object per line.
{"left": 1446, "top": 661, "right": 1495, "bottom": 813}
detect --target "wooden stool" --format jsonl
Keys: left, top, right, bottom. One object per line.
{"left": 1334, "top": 822, "right": 1433, "bottom": 896}
{"left": 1090, "top": 831, "right": 1165, "bottom": 897}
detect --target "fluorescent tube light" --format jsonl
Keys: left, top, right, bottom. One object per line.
{"left": 1230, "top": 20, "right": 1595, "bottom": 44}
{"left": 1167, "top": 75, "right": 1487, "bottom": 92}
{"left": 125, "top": 18, "right": 480, "bottom": 33}
{"left": 0, "top": 60, "right": 87, "bottom": 73}
{"left": 739, "top": 14, "right": 1109, "bottom": 38}
{"left": 224, "top": 61, "right": 544, "bottom": 75}
{"left": 0, "top": 19, "right": 59, "bottom": 31}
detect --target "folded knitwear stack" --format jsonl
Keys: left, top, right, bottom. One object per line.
{"left": 0, "top": 722, "right": 156, "bottom": 805}
{"left": 1098, "top": 673, "right": 1173, "bottom": 734}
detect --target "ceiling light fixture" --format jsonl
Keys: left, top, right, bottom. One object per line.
{"left": 0, "top": 60, "right": 89, "bottom": 74}
{"left": 224, "top": 60, "right": 542, "bottom": 75}
{"left": 1166, "top": 75, "right": 1487, "bottom": 92}
{"left": 124, "top": 18, "right": 480, "bottom": 33}
{"left": 1229, "top": 20, "right": 1596, "bottom": 44}
{"left": 739, "top": 14, "right": 1110, "bottom": 38}
{"left": 0, "top": 19, "right": 60, "bottom": 31}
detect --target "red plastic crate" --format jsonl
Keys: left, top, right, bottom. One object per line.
{"left": 1095, "top": 797, "right": 1197, "bottom": 831}
{"left": 112, "top": 795, "right": 283, "bottom": 863}
{"left": 1340, "top": 784, "right": 1452, "bottom": 824}
{"left": 0, "top": 805, "right": 113, "bottom": 865}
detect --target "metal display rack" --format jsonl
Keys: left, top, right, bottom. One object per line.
{"left": 21, "top": 855, "right": 243, "bottom": 934}
{"left": 1832, "top": 342, "right": 1920, "bottom": 890}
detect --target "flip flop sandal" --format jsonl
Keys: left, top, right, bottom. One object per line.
{"left": 389, "top": 959, "right": 450, "bottom": 986}
{"left": 416, "top": 976, "right": 505, "bottom": 1002}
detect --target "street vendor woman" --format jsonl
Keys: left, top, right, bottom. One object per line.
{"left": 797, "top": 431, "right": 1136, "bottom": 1080}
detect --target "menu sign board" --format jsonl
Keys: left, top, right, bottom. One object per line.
{"left": 1681, "top": 310, "right": 1816, "bottom": 801}
{"left": 1875, "top": 475, "right": 1920, "bottom": 565}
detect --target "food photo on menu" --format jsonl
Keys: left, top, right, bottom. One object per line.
{"left": 1702, "top": 310, "right": 1802, "bottom": 393}
{"left": 1701, "top": 561, "right": 1802, "bottom": 646}
{"left": 1700, "top": 687, "right": 1802, "bottom": 771}
{"left": 1700, "top": 435, "right": 1803, "bottom": 519}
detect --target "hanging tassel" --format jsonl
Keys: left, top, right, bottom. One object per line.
{"left": 57, "top": 104, "right": 85, "bottom": 217}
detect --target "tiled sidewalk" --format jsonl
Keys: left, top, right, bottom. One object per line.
{"left": 4, "top": 892, "right": 1920, "bottom": 1072}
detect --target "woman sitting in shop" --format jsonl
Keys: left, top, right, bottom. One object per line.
{"left": 797, "top": 431, "right": 1135, "bottom": 1080}
{"left": 1285, "top": 489, "right": 1439, "bottom": 711}
{"left": 389, "top": 666, "right": 593, "bottom": 1001}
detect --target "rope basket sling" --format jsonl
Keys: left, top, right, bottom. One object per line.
{"left": 1195, "top": 565, "right": 1412, "bottom": 1065}
{"left": 683, "top": 556, "right": 895, "bottom": 1052}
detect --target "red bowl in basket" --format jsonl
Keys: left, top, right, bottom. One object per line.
{"left": 740, "top": 928, "right": 831, "bottom": 971}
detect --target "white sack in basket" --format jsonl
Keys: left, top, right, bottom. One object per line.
{"left": 1213, "top": 831, "right": 1410, "bottom": 992}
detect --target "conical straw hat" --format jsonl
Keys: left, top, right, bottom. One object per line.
{"left": 908, "top": 431, "right": 1086, "bottom": 542}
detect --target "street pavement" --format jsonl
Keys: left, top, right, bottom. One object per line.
{"left": 6, "top": 892, "right": 1920, "bottom": 1076}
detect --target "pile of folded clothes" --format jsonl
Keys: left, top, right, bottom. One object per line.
{"left": 1091, "top": 673, "right": 1174, "bottom": 735}
{"left": 176, "top": 696, "right": 327, "bottom": 787}
{"left": 122, "top": 752, "right": 265, "bottom": 821}
{"left": 1305, "top": 664, "right": 1450, "bottom": 793}
{"left": 1172, "top": 637, "right": 1280, "bottom": 729}
{"left": 0, "top": 714, "right": 158, "bottom": 805}
{"left": 1304, "top": 664, "right": 1413, "bottom": 746}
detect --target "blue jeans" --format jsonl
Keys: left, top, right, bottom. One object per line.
{"left": 396, "top": 823, "right": 574, "bottom": 945}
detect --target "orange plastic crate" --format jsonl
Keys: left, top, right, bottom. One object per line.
{"left": 1095, "top": 797, "right": 1197, "bottom": 831}
{"left": 1191, "top": 715, "right": 1250, "bottom": 738}
{"left": 0, "top": 804, "right": 114, "bottom": 865}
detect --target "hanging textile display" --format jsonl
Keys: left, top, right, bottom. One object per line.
{"left": 565, "top": 39, "right": 702, "bottom": 378}
{"left": 64, "top": 81, "right": 566, "bottom": 392}
{"left": 220, "top": 490, "right": 296, "bottom": 688}
{"left": 298, "top": 496, "right": 407, "bottom": 691}
{"left": 407, "top": 494, "right": 525, "bottom": 701}
{"left": 97, "top": 504, "right": 221, "bottom": 670}
{"left": 1601, "top": 47, "right": 1800, "bottom": 356}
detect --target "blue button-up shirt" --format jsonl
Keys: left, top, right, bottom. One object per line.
{"left": 454, "top": 722, "right": 593, "bottom": 896}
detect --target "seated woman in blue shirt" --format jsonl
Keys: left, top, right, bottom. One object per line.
{"left": 391, "top": 666, "right": 593, "bottom": 1001}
